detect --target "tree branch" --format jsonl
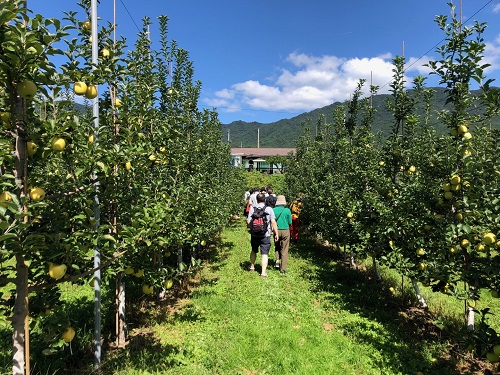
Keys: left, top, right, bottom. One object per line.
{"left": 28, "top": 249, "right": 128, "bottom": 292}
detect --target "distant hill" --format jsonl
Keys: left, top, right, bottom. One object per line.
{"left": 222, "top": 87, "right": 500, "bottom": 148}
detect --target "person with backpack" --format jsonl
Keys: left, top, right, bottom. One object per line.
{"left": 273, "top": 195, "right": 293, "bottom": 274}
{"left": 265, "top": 187, "right": 277, "bottom": 208}
{"left": 247, "top": 193, "right": 279, "bottom": 278}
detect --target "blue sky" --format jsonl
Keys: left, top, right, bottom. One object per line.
{"left": 29, "top": 1, "right": 500, "bottom": 124}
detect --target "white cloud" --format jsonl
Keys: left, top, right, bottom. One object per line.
{"left": 493, "top": 3, "right": 500, "bottom": 13}
{"left": 203, "top": 52, "right": 431, "bottom": 117}
{"left": 484, "top": 35, "right": 500, "bottom": 74}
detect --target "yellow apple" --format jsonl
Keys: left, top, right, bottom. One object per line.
{"left": 450, "top": 175, "right": 461, "bottom": 185}
{"left": 200, "top": 240, "right": 206, "bottom": 246}
{"left": 29, "top": 187, "right": 45, "bottom": 201}
{"left": 52, "top": 137, "right": 66, "bottom": 152}
{"left": 27, "top": 141, "right": 37, "bottom": 156}
{"left": 455, "top": 213, "right": 464, "bottom": 221}
{"left": 125, "top": 161, "right": 131, "bottom": 170}
{"left": 462, "top": 132, "right": 472, "bottom": 140}
{"left": 134, "top": 269, "right": 144, "bottom": 277}
{"left": 73, "top": 81, "right": 87, "bottom": 96}
{"left": 149, "top": 154, "right": 157, "bottom": 161}
{"left": 444, "top": 191, "right": 453, "bottom": 200}
{"left": 88, "top": 134, "right": 94, "bottom": 143}
{"left": 142, "top": 284, "right": 153, "bottom": 294}
{"left": 418, "top": 263, "right": 427, "bottom": 271}
{"left": 458, "top": 124, "right": 468, "bottom": 134}
{"left": 100, "top": 48, "right": 110, "bottom": 58}
{"left": 483, "top": 232, "right": 496, "bottom": 245}
{"left": 82, "top": 20, "right": 91, "bottom": 30}
{"left": 62, "top": 327, "right": 76, "bottom": 343}
{"left": 164, "top": 279, "right": 173, "bottom": 289}
{"left": 450, "top": 184, "right": 460, "bottom": 192}
{"left": 476, "top": 244, "right": 485, "bottom": 252}
{"left": 85, "top": 84, "right": 98, "bottom": 99}
{"left": 124, "top": 267, "right": 134, "bottom": 275}
{"left": 346, "top": 212, "right": 354, "bottom": 219}
{"left": 0, "top": 191, "right": 12, "bottom": 207}
{"left": 416, "top": 248, "right": 425, "bottom": 256}
{"left": 88, "top": 36, "right": 92, "bottom": 43}
{"left": 460, "top": 239, "right": 470, "bottom": 248}
{"left": 48, "top": 263, "right": 67, "bottom": 279}
{"left": 115, "top": 98, "right": 122, "bottom": 107}
{"left": 442, "top": 182, "right": 451, "bottom": 191}
{"left": 449, "top": 247, "right": 457, "bottom": 254}
{"left": 408, "top": 165, "right": 416, "bottom": 173}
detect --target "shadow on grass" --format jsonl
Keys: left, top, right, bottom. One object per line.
{"left": 291, "top": 234, "right": 495, "bottom": 375}
{"left": 99, "top": 330, "right": 187, "bottom": 374}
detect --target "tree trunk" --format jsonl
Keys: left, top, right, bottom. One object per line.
{"left": 372, "top": 256, "right": 382, "bottom": 282}
{"left": 115, "top": 273, "right": 126, "bottom": 347}
{"left": 12, "top": 255, "right": 28, "bottom": 375}
{"left": 466, "top": 306, "right": 475, "bottom": 330}
{"left": 412, "top": 282, "right": 428, "bottom": 309}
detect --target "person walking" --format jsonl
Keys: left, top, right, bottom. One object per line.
{"left": 273, "top": 195, "right": 292, "bottom": 274}
{"left": 249, "top": 187, "right": 259, "bottom": 209}
{"left": 247, "top": 193, "right": 279, "bottom": 278}
{"left": 289, "top": 194, "right": 304, "bottom": 243}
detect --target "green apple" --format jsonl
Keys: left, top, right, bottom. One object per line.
{"left": 17, "top": 80, "right": 37, "bottom": 99}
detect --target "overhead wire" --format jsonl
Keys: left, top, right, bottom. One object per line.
{"left": 118, "top": 0, "right": 141, "bottom": 33}
{"left": 378, "top": 0, "right": 494, "bottom": 91}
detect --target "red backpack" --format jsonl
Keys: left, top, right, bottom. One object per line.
{"left": 250, "top": 207, "right": 268, "bottom": 237}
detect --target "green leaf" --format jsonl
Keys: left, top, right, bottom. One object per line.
{"left": 0, "top": 233, "right": 18, "bottom": 242}
{"left": 101, "top": 234, "right": 116, "bottom": 242}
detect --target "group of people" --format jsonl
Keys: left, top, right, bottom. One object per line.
{"left": 244, "top": 187, "right": 303, "bottom": 278}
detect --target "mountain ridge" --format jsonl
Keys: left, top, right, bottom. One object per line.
{"left": 221, "top": 87, "right": 500, "bottom": 148}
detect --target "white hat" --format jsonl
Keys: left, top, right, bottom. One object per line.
{"left": 276, "top": 195, "right": 287, "bottom": 205}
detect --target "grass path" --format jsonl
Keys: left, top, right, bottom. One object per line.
{"left": 105, "top": 220, "right": 493, "bottom": 375}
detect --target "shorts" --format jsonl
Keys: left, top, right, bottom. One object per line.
{"left": 251, "top": 236, "right": 271, "bottom": 255}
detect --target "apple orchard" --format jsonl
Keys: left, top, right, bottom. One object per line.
{"left": 0, "top": 0, "right": 500, "bottom": 374}
{"left": 285, "top": 12, "right": 500, "bottom": 366}
{"left": 0, "top": 0, "right": 242, "bottom": 374}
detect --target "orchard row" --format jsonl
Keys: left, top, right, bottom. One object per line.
{"left": 286, "top": 14, "right": 500, "bottom": 364}
{"left": 1, "top": 1, "right": 242, "bottom": 373}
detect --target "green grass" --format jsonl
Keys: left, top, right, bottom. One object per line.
{"left": 96, "top": 220, "right": 499, "bottom": 375}
{"left": 1, "top": 221, "right": 499, "bottom": 374}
